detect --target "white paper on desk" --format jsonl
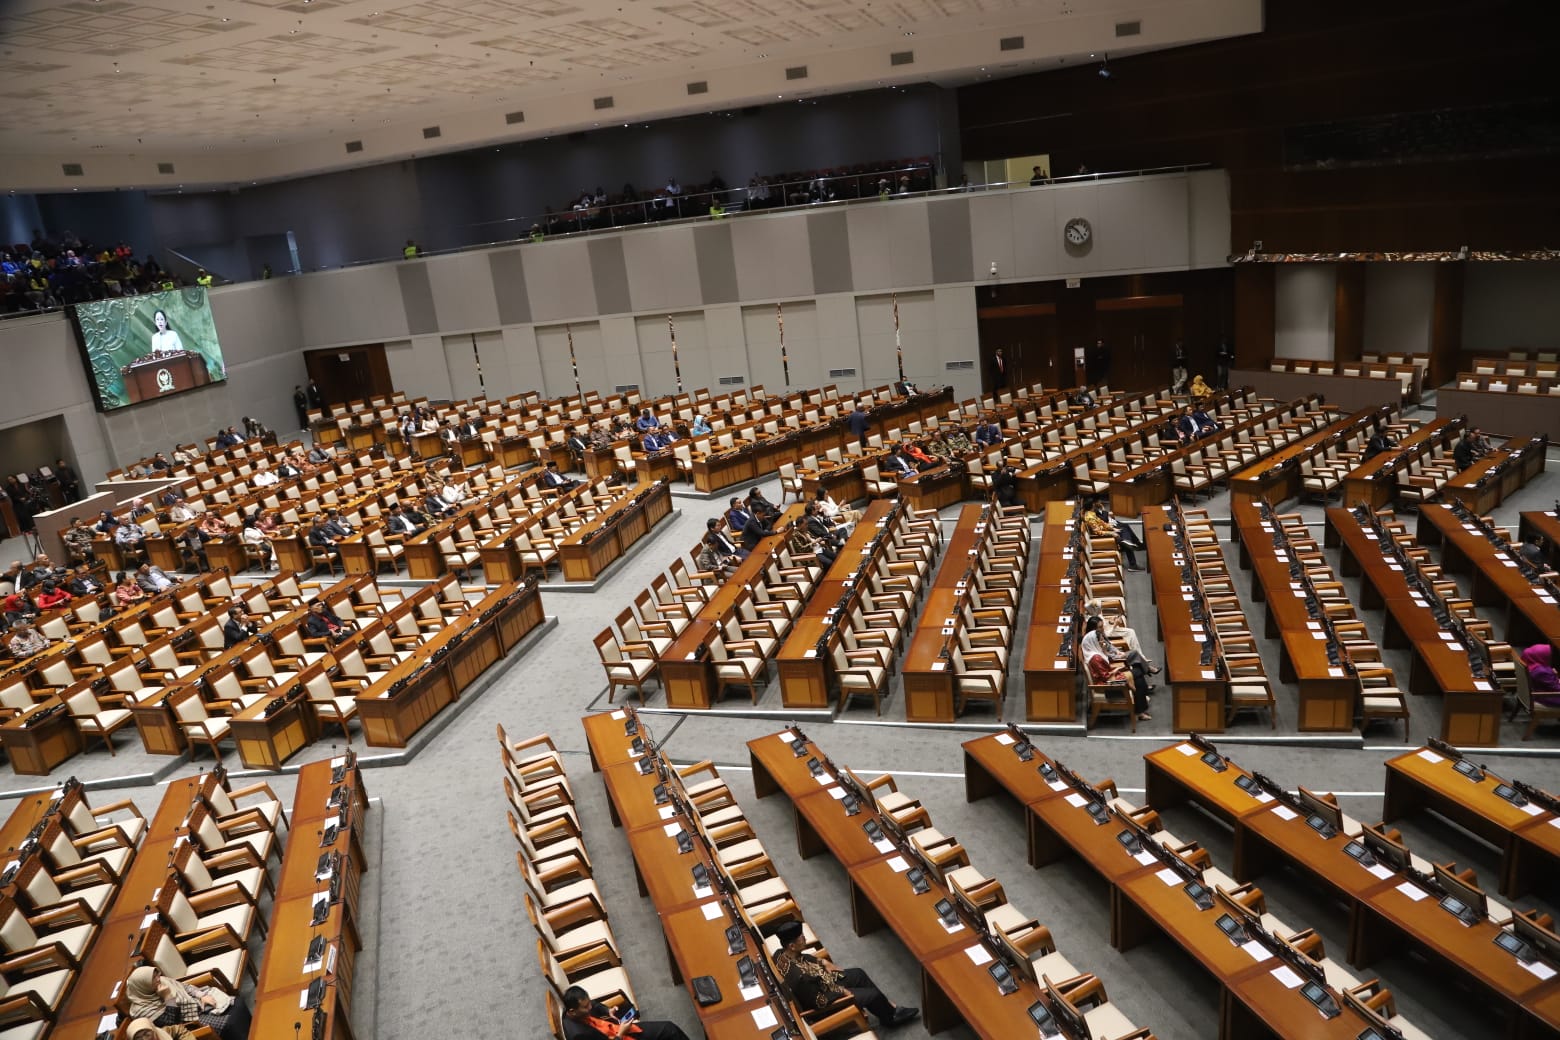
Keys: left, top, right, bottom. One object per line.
{"left": 751, "top": 1007, "right": 778, "bottom": 1029}
{"left": 330, "top": 755, "right": 348, "bottom": 768}
{"left": 1417, "top": 749, "right": 1445, "bottom": 764}
{"left": 1367, "top": 863, "right": 1395, "bottom": 880}
{"left": 1439, "top": 632, "right": 1457, "bottom": 642}
{"left": 996, "top": 733, "right": 1016, "bottom": 745}
{"left": 693, "top": 884, "right": 714, "bottom": 899}
{"left": 1396, "top": 881, "right": 1428, "bottom": 902}
{"left": 685, "top": 652, "right": 697, "bottom": 660}
{"left": 1255, "top": 792, "right": 1274, "bottom": 804}
{"left": 1202, "top": 669, "right": 1218, "bottom": 679}
{"left": 1272, "top": 806, "right": 1299, "bottom": 821}
{"left": 740, "top": 984, "right": 763, "bottom": 1001}
{"left": 1363, "top": 532, "right": 1378, "bottom": 541}
{"left": 1049, "top": 780, "right": 1069, "bottom": 792}
{"left": 1328, "top": 667, "right": 1345, "bottom": 677}
{"left": 887, "top": 855, "right": 911, "bottom": 873}
{"left": 701, "top": 902, "right": 723, "bottom": 921}
{"left": 610, "top": 710, "right": 627, "bottom": 720}
{"left": 1539, "top": 593, "right": 1557, "bottom": 605}
{"left": 1271, "top": 965, "right": 1304, "bottom": 989}
{"left": 299, "top": 987, "right": 312, "bottom": 1009}
{"left": 1388, "top": 564, "right": 1402, "bottom": 571}
{"left": 1183, "top": 593, "right": 1197, "bottom": 602}
{"left": 829, "top": 787, "right": 847, "bottom": 801}
{"left": 98, "top": 1014, "right": 119, "bottom": 1035}
{"left": 1056, "top": 625, "right": 1069, "bottom": 634}
{"left": 1241, "top": 940, "right": 1273, "bottom": 963}
{"left": 941, "top": 628, "right": 954, "bottom": 636}
{"left": 815, "top": 773, "right": 833, "bottom": 786}
{"left": 1474, "top": 681, "right": 1494, "bottom": 691}
{"left": 1521, "top": 801, "right": 1545, "bottom": 816}
{"left": 1501, "top": 559, "right": 1519, "bottom": 568}
{"left": 1306, "top": 621, "right": 1321, "bottom": 631}
{"left": 931, "top": 661, "right": 946, "bottom": 671}
{"left": 1176, "top": 742, "right": 1199, "bottom": 756}
{"left": 1312, "top": 631, "right": 1327, "bottom": 640}
{"left": 1523, "top": 961, "right": 1558, "bottom": 981}
{"left": 311, "top": 890, "right": 329, "bottom": 910}
{"left": 659, "top": 805, "right": 677, "bottom": 820}
{"left": 1289, "top": 582, "right": 1303, "bottom": 591}
{"left": 964, "top": 944, "right": 994, "bottom": 966}
{"left": 941, "top": 919, "right": 966, "bottom": 934}
{"left": 663, "top": 822, "right": 683, "bottom": 837}
{"left": 1065, "top": 793, "right": 1088, "bottom": 808}
{"left": 1055, "top": 660, "right": 1072, "bottom": 670}
{"left": 1156, "top": 867, "right": 1183, "bottom": 887}
{"left": 1134, "top": 850, "right": 1158, "bottom": 867}
{"left": 874, "top": 839, "right": 895, "bottom": 854}
{"left": 1190, "top": 624, "right": 1204, "bottom": 633}
{"left": 141, "top": 912, "right": 157, "bottom": 931}
{"left": 778, "top": 731, "right": 795, "bottom": 743}
{"left": 804, "top": 649, "right": 817, "bottom": 659}
{"left": 1180, "top": 585, "right": 1193, "bottom": 593}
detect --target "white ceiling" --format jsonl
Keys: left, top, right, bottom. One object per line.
{"left": 0, "top": 0, "right": 1261, "bottom": 191}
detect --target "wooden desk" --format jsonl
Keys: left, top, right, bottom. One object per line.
{"left": 1417, "top": 503, "right": 1560, "bottom": 650}
{"left": 1519, "top": 511, "right": 1560, "bottom": 572}
{"left": 1232, "top": 499, "right": 1357, "bottom": 732}
{"left": 1443, "top": 435, "right": 1548, "bottom": 515}
{"left": 898, "top": 463, "right": 966, "bottom": 512}
{"left": 1021, "top": 502, "right": 1082, "bottom": 722}
{"left": 1382, "top": 747, "right": 1560, "bottom": 900}
{"left": 1339, "top": 417, "right": 1459, "bottom": 512}
{"left": 1144, "top": 505, "right": 1230, "bottom": 733}
{"left": 230, "top": 688, "right": 322, "bottom": 770}
{"left": 557, "top": 480, "right": 672, "bottom": 581}
{"left": 1227, "top": 406, "right": 1391, "bottom": 506}
{"left": 1328, "top": 506, "right": 1501, "bottom": 743}
{"left": 1144, "top": 743, "right": 1282, "bottom": 829}
{"left": 0, "top": 698, "right": 84, "bottom": 775}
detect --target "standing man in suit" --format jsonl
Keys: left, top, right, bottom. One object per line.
{"left": 293, "top": 385, "right": 309, "bottom": 429}
{"left": 847, "top": 404, "right": 871, "bottom": 450}
{"left": 991, "top": 346, "right": 1008, "bottom": 389}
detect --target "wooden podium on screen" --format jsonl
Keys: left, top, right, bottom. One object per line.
{"left": 121, "top": 350, "right": 211, "bottom": 404}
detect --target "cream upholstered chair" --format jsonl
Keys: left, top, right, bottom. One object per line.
{"left": 536, "top": 939, "right": 635, "bottom": 1013}
{"left": 831, "top": 642, "right": 890, "bottom": 716}
{"left": 62, "top": 688, "right": 134, "bottom": 756}
{"left": 170, "top": 688, "right": 233, "bottom": 762}
{"left": 58, "top": 787, "right": 146, "bottom": 854}
{"left": 302, "top": 663, "right": 360, "bottom": 742}
{"left": 12, "top": 853, "right": 115, "bottom": 923}
{"left": 0, "top": 956, "right": 71, "bottom": 1027}
{"left": 143, "top": 920, "right": 250, "bottom": 991}
{"left": 594, "top": 629, "right": 657, "bottom": 704}
{"left": 159, "top": 882, "right": 261, "bottom": 947}
{"left": 525, "top": 891, "right": 619, "bottom": 961}
{"left": 205, "top": 778, "right": 288, "bottom": 836}
{"left": 171, "top": 842, "right": 267, "bottom": 907}
{"left": 0, "top": 894, "right": 98, "bottom": 967}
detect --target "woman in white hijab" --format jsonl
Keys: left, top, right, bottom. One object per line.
{"left": 125, "top": 965, "right": 251, "bottom": 1040}
{"left": 126, "top": 1018, "right": 195, "bottom": 1040}
{"left": 1084, "top": 599, "right": 1160, "bottom": 674}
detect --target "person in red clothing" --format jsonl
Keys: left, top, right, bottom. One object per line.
{"left": 34, "top": 580, "right": 71, "bottom": 610}
{"left": 1088, "top": 651, "right": 1149, "bottom": 720}
{"left": 561, "top": 987, "right": 688, "bottom": 1040}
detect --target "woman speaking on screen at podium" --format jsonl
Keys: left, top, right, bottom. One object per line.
{"left": 149, "top": 309, "right": 184, "bottom": 354}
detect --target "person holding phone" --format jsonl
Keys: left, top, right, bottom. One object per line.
{"left": 560, "top": 986, "right": 688, "bottom": 1040}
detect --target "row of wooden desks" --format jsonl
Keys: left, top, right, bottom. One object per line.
{"left": 1144, "top": 742, "right": 1560, "bottom": 1040}
{"left": 1519, "top": 511, "right": 1560, "bottom": 572}
{"left": 1231, "top": 499, "right": 1357, "bottom": 732}
{"left": 556, "top": 479, "right": 673, "bottom": 580}
{"left": 1020, "top": 502, "right": 1082, "bottom": 723}
{"left": 901, "top": 504, "right": 992, "bottom": 723}
{"left": 964, "top": 732, "right": 1378, "bottom": 1040}
{"left": 583, "top": 712, "right": 803, "bottom": 1040}
{"left": 1144, "top": 504, "right": 1230, "bottom": 733}
{"left": 774, "top": 500, "right": 898, "bottom": 710}
{"left": 1417, "top": 503, "right": 1560, "bottom": 650}
{"left": 1442, "top": 434, "right": 1549, "bottom": 515}
{"left": 1340, "top": 416, "right": 1461, "bottom": 511}
{"left": 1228, "top": 405, "right": 1394, "bottom": 505}
{"left": 250, "top": 756, "right": 370, "bottom": 1040}
{"left": 749, "top": 728, "right": 1056, "bottom": 1039}
{"left": 1326, "top": 506, "right": 1503, "bottom": 743}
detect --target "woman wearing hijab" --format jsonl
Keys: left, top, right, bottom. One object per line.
{"left": 1522, "top": 644, "right": 1560, "bottom": 706}
{"left": 126, "top": 1019, "right": 196, "bottom": 1040}
{"left": 1189, "top": 374, "right": 1212, "bottom": 399}
{"left": 125, "top": 964, "right": 251, "bottom": 1040}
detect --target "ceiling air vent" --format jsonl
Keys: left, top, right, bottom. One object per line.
{"left": 1115, "top": 20, "right": 1141, "bottom": 37}
{"left": 345, "top": 140, "right": 364, "bottom": 153}
{"left": 505, "top": 110, "right": 525, "bottom": 125}
{"left": 593, "top": 96, "right": 614, "bottom": 110}
{"left": 61, "top": 163, "right": 83, "bottom": 177}
{"left": 890, "top": 50, "right": 914, "bottom": 66}
{"left": 999, "top": 35, "right": 1024, "bottom": 51}
{"left": 785, "top": 65, "right": 808, "bottom": 80}
{"left": 686, "top": 80, "right": 708, "bottom": 95}
{"left": 422, "top": 126, "right": 441, "bottom": 139}
{"left": 828, "top": 368, "right": 857, "bottom": 378}
{"left": 157, "top": 162, "right": 175, "bottom": 175}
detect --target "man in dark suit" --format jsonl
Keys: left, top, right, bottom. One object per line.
{"left": 746, "top": 486, "right": 781, "bottom": 525}
{"left": 322, "top": 510, "right": 355, "bottom": 539}
{"left": 302, "top": 600, "right": 350, "bottom": 642}
{"left": 308, "top": 517, "right": 343, "bottom": 563}
{"left": 560, "top": 986, "right": 688, "bottom": 1040}
{"left": 847, "top": 404, "right": 871, "bottom": 449}
{"left": 385, "top": 505, "right": 422, "bottom": 538}
{"left": 725, "top": 497, "right": 755, "bottom": 533}
{"left": 704, "top": 517, "right": 746, "bottom": 562}
{"left": 737, "top": 507, "right": 775, "bottom": 550}
{"left": 882, "top": 444, "right": 917, "bottom": 477}
{"left": 541, "top": 461, "right": 580, "bottom": 491}
{"left": 565, "top": 427, "right": 591, "bottom": 467}
{"left": 223, "top": 606, "right": 259, "bottom": 648}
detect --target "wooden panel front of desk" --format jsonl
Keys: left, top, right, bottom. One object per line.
{"left": 403, "top": 535, "right": 446, "bottom": 580}
{"left": 130, "top": 696, "right": 187, "bottom": 754}
{"left": 206, "top": 537, "right": 251, "bottom": 574}
{"left": 357, "top": 669, "right": 456, "bottom": 748}
{"left": 231, "top": 695, "right": 321, "bottom": 769}
{"left": 0, "top": 704, "right": 82, "bottom": 775}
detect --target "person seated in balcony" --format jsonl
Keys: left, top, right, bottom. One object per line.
{"left": 903, "top": 440, "right": 937, "bottom": 469}
{"left": 1088, "top": 645, "right": 1150, "bottom": 721}
{"left": 1191, "top": 408, "right": 1220, "bottom": 436}
{"left": 746, "top": 486, "right": 781, "bottom": 525}
{"left": 1362, "top": 422, "right": 1397, "bottom": 461}
{"left": 882, "top": 443, "right": 918, "bottom": 478}
{"left": 561, "top": 986, "right": 688, "bottom": 1040}
{"left": 703, "top": 516, "right": 746, "bottom": 565}
{"left": 135, "top": 563, "right": 174, "bottom": 594}
{"left": 539, "top": 460, "right": 579, "bottom": 492}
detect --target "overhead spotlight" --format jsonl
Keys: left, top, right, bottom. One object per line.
{"left": 1458, "top": 245, "right": 1469, "bottom": 260}
{"left": 1097, "top": 55, "right": 1111, "bottom": 79}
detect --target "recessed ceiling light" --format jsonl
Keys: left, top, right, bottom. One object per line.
{"left": 904, "top": 30, "right": 914, "bottom": 36}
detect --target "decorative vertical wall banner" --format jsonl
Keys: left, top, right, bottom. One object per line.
{"left": 565, "top": 323, "right": 581, "bottom": 396}
{"left": 893, "top": 292, "right": 905, "bottom": 381}
{"left": 777, "top": 303, "right": 790, "bottom": 389}
{"left": 667, "top": 314, "right": 684, "bottom": 393}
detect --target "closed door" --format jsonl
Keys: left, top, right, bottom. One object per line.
{"left": 1094, "top": 305, "right": 1182, "bottom": 391}
{"left": 978, "top": 310, "right": 1058, "bottom": 392}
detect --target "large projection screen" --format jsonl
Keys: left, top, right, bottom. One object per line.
{"left": 71, "top": 288, "right": 227, "bottom": 411}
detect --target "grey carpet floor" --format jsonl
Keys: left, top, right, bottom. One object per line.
{"left": 4, "top": 413, "right": 1560, "bottom": 1040}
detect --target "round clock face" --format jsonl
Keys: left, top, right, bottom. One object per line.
{"left": 1065, "top": 218, "right": 1092, "bottom": 246}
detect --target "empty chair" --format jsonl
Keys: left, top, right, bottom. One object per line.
{"left": 63, "top": 687, "right": 134, "bottom": 756}
{"left": 169, "top": 688, "right": 233, "bottom": 761}
{"left": 594, "top": 629, "right": 657, "bottom": 704}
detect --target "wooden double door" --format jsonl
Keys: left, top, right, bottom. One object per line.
{"left": 1093, "top": 298, "right": 1183, "bottom": 391}
{"left": 977, "top": 305, "right": 1063, "bottom": 393}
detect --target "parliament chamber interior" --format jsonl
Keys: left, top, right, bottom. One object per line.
{"left": 1, "top": 1, "right": 1558, "bottom": 1038}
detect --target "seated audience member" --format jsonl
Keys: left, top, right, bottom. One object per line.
{"left": 385, "top": 505, "right": 422, "bottom": 538}
{"left": 68, "top": 566, "right": 105, "bottom": 598}
{"left": 772, "top": 921, "right": 918, "bottom": 1028}
{"left": 944, "top": 426, "right": 974, "bottom": 453}
{"left": 424, "top": 489, "right": 456, "bottom": 519}
{"left": 1084, "top": 599, "right": 1155, "bottom": 665}
{"left": 322, "top": 509, "right": 355, "bottom": 539}
{"left": 115, "top": 518, "right": 148, "bottom": 561}
{"left": 458, "top": 415, "right": 480, "bottom": 439}
{"left": 690, "top": 413, "right": 712, "bottom": 436}
{"left": 746, "top": 486, "right": 781, "bottom": 524}
{"left": 1519, "top": 535, "right": 1548, "bottom": 568}
{"left": 1362, "top": 423, "right": 1397, "bottom": 461}
{"left": 303, "top": 600, "right": 351, "bottom": 643}
{"left": 309, "top": 516, "right": 345, "bottom": 559}
{"left": 1081, "top": 609, "right": 1159, "bottom": 683}
{"left": 3, "top": 591, "right": 38, "bottom": 625}
{"left": 34, "top": 579, "right": 70, "bottom": 610}
{"left": 1088, "top": 647, "right": 1150, "bottom": 720}
{"left": 199, "top": 512, "right": 232, "bottom": 541}
{"left": 813, "top": 487, "right": 859, "bottom": 528}
{"left": 94, "top": 509, "right": 120, "bottom": 535}
{"left": 903, "top": 441, "right": 937, "bottom": 468}
{"left": 642, "top": 428, "right": 670, "bottom": 452}
{"left": 1174, "top": 411, "right": 1200, "bottom": 443}
{"left": 561, "top": 985, "right": 689, "bottom": 1040}
{"left": 441, "top": 475, "right": 473, "bottom": 505}
{"left": 149, "top": 452, "right": 172, "bottom": 472}
{"left": 1453, "top": 429, "right": 1480, "bottom": 471}
{"left": 7, "top": 620, "right": 49, "bottom": 660}
{"left": 223, "top": 606, "right": 260, "bottom": 648}
{"left": 1082, "top": 497, "right": 1141, "bottom": 571}
{"left": 635, "top": 408, "right": 661, "bottom": 432}
{"left": 255, "top": 510, "right": 281, "bottom": 536}
{"left": 251, "top": 460, "right": 278, "bottom": 486}
{"left": 1191, "top": 409, "right": 1220, "bottom": 435}
{"left": 125, "top": 962, "right": 250, "bottom": 1040}
{"left": 63, "top": 517, "right": 96, "bottom": 563}
{"left": 126, "top": 1018, "right": 195, "bottom": 1040}
{"left": 703, "top": 517, "right": 746, "bottom": 564}
{"left": 19, "top": 555, "right": 63, "bottom": 590}
{"left": 973, "top": 417, "right": 1002, "bottom": 447}
{"left": 277, "top": 455, "right": 303, "bottom": 479}
{"left": 114, "top": 572, "right": 146, "bottom": 607}
{"left": 737, "top": 504, "right": 776, "bottom": 550}
{"left": 1523, "top": 644, "right": 1560, "bottom": 706}
{"left": 1072, "top": 387, "right": 1096, "bottom": 409}
{"left": 168, "top": 499, "right": 197, "bottom": 523}
{"left": 1188, "top": 374, "right": 1212, "bottom": 398}
{"left": 991, "top": 462, "right": 1020, "bottom": 508}
{"left": 725, "top": 496, "right": 755, "bottom": 533}
{"left": 307, "top": 444, "right": 331, "bottom": 465}
{"left": 128, "top": 497, "right": 154, "bottom": 519}
{"left": 540, "top": 460, "right": 580, "bottom": 491}
{"left": 565, "top": 426, "right": 590, "bottom": 466}
{"left": 242, "top": 516, "right": 276, "bottom": 570}
{"left": 881, "top": 444, "right": 917, "bottom": 478}
{"left": 135, "top": 563, "right": 174, "bottom": 593}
